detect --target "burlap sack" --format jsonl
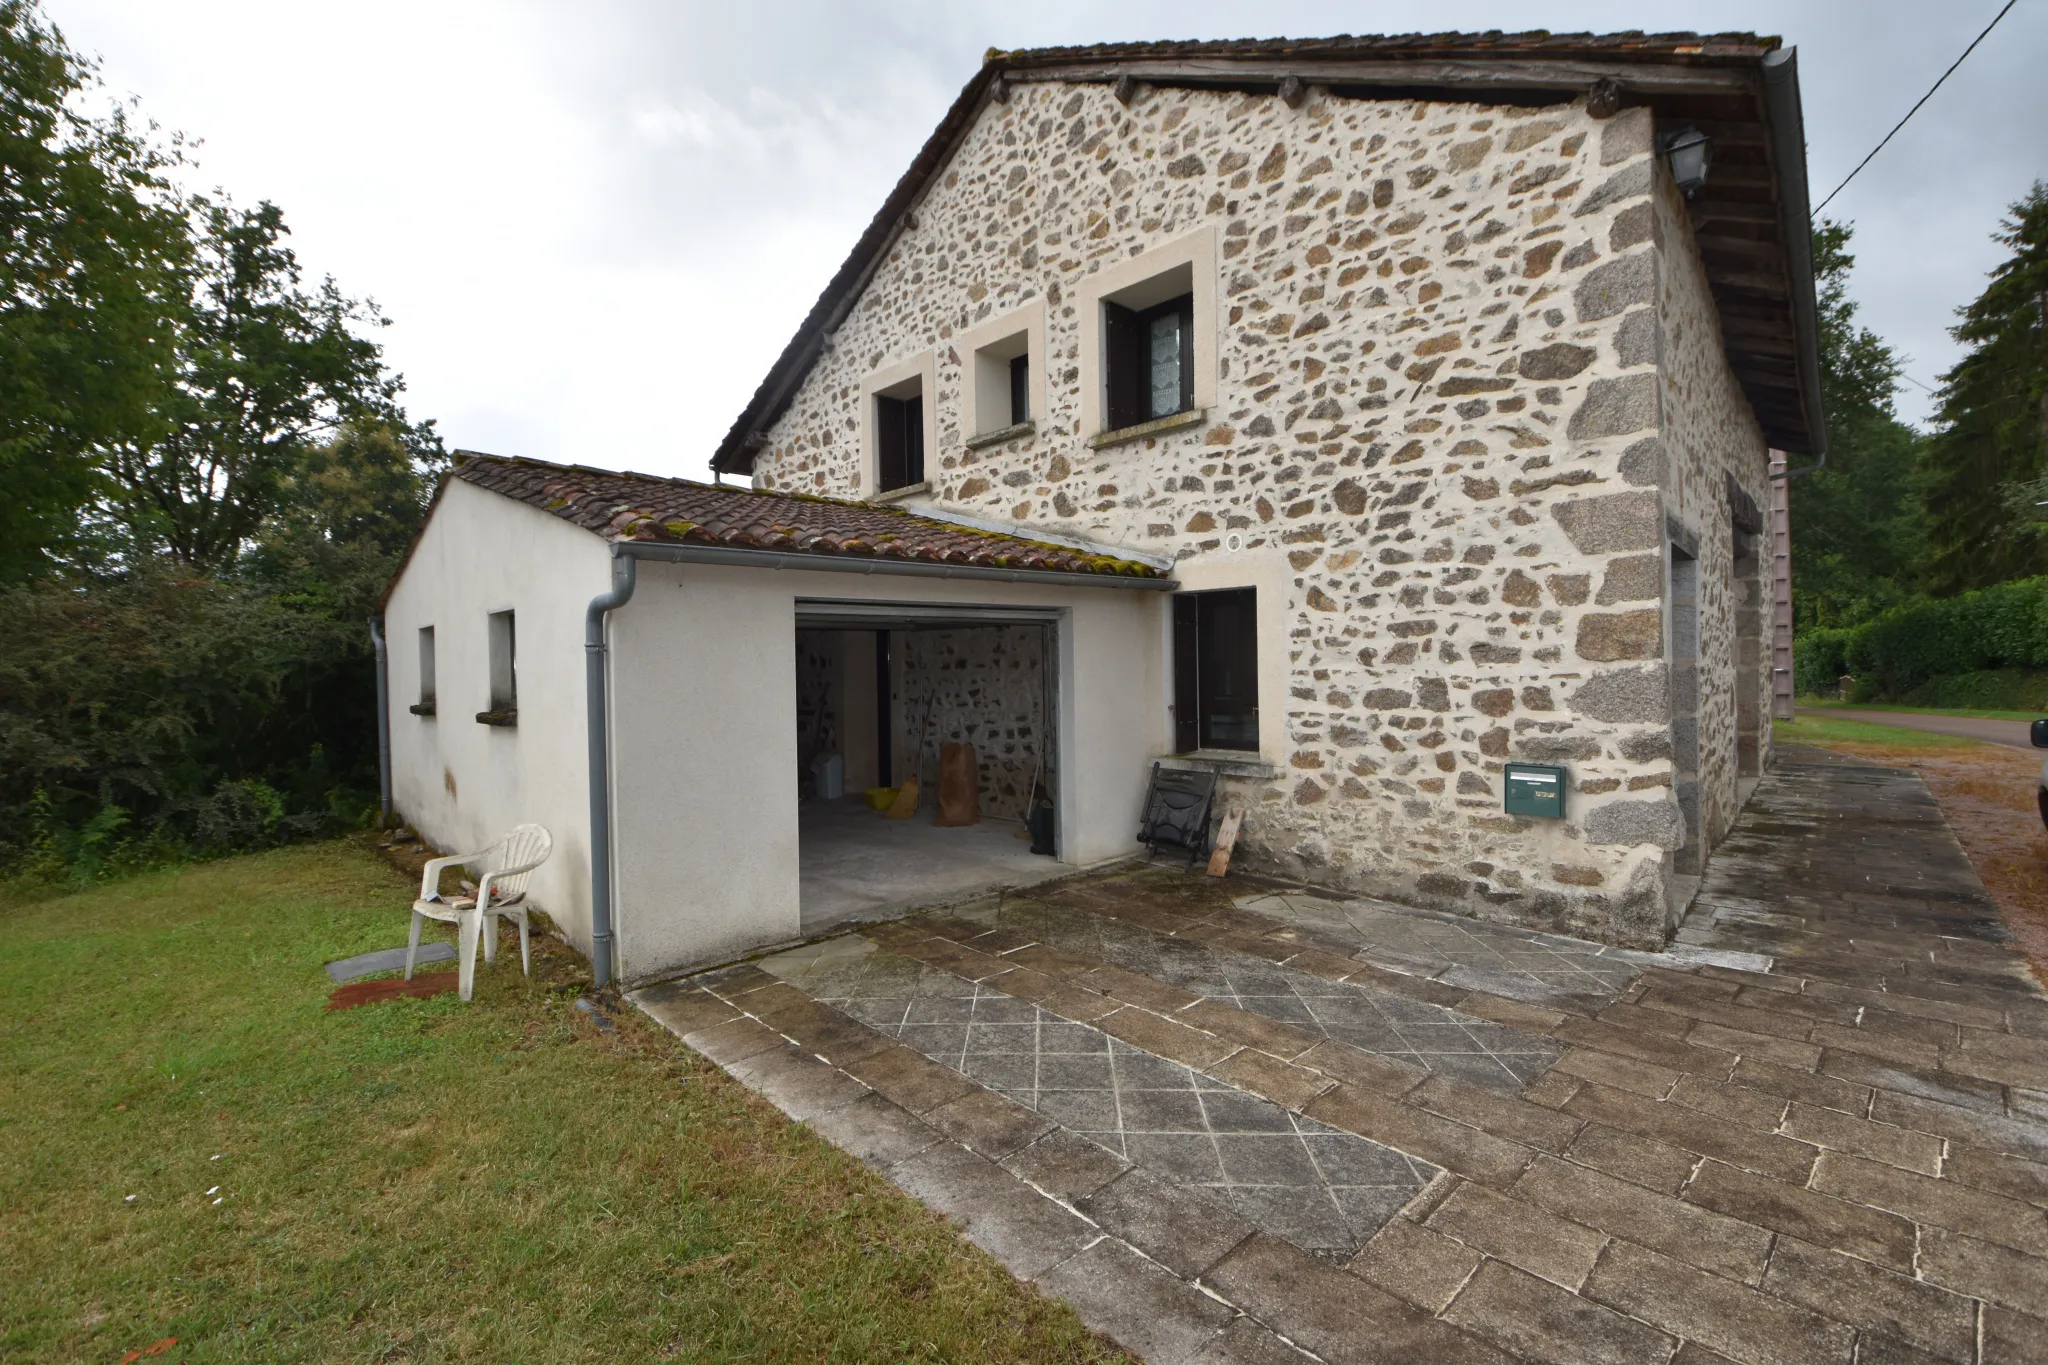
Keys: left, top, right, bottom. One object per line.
{"left": 932, "top": 741, "right": 981, "bottom": 827}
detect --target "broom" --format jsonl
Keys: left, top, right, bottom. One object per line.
{"left": 885, "top": 692, "right": 937, "bottom": 820}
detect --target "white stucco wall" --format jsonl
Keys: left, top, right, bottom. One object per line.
{"left": 606, "top": 559, "right": 1169, "bottom": 980}
{"left": 381, "top": 478, "right": 610, "bottom": 951}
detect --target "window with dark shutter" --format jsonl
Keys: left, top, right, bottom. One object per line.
{"left": 1171, "top": 588, "right": 1259, "bottom": 752}
{"left": 875, "top": 390, "right": 924, "bottom": 492}
{"left": 1105, "top": 292, "right": 1195, "bottom": 432}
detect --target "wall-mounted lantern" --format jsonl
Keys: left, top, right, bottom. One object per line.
{"left": 1662, "top": 127, "right": 1714, "bottom": 198}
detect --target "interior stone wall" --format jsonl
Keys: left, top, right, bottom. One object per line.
{"left": 795, "top": 629, "right": 838, "bottom": 796}
{"left": 896, "top": 626, "right": 1048, "bottom": 818}
{"left": 752, "top": 80, "right": 1772, "bottom": 946}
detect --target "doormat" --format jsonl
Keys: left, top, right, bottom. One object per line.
{"left": 326, "top": 974, "right": 458, "bottom": 1011}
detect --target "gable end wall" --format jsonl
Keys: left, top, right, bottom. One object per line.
{"left": 753, "top": 81, "right": 1774, "bottom": 946}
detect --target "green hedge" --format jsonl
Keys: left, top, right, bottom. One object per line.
{"left": 1795, "top": 576, "right": 2048, "bottom": 699}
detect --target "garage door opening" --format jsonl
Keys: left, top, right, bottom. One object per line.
{"left": 793, "top": 600, "right": 1066, "bottom": 936}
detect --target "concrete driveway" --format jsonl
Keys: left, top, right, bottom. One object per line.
{"left": 1824, "top": 707, "right": 2040, "bottom": 750}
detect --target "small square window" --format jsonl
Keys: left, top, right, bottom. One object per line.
{"left": 874, "top": 379, "right": 925, "bottom": 492}
{"left": 1172, "top": 588, "right": 1259, "bottom": 753}
{"left": 970, "top": 329, "right": 1032, "bottom": 437}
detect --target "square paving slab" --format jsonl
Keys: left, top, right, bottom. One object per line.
{"left": 763, "top": 938, "right": 1438, "bottom": 1254}
{"left": 976, "top": 896, "right": 1561, "bottom": 1094}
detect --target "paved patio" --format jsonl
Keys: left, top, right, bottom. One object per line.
{"left": 636, "top": 747, "right": 2048, "bottom": 1364}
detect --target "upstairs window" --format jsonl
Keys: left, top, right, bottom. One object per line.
{"left": 874, "top": 379, "right": 925, "bottom": 493}
{"left": 962, "top": 307, "right": 1046, "bottom": 448}
{"left": 411, "top": 626, "right": 437, "bottom": 716}
{"left": 1104, "top": 262, "right": 1195, "bottom": 433}
{"left": 970, "top": 329, "right": 1033, "bottom": 437}
{"left": 1172, "top": 588, "right": 1259, "bottom": 753}
{"left": 480, "top": 609, "right": 517, "bottom": 724}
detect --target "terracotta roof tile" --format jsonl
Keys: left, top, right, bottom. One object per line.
{"left": 451, "top": 453, "right": 1164, "bottom": 580}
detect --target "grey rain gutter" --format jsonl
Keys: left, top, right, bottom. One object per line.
{"left": 368, "top": 615, "right": 392, "bottom": 823}
{"left": 578, "top": 537, "right": 1170, "bottom": 987}
{"left": 610, "top": 539, "right": 1179, "bottom": 590}
{"left": 1761, "top": 46, "right": 1829, "bottom": 479}
{"left": 584, "top": 549, "right": 638, "bottom": 989}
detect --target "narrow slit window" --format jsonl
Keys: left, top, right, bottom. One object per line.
{"left": 875, "top": 386, "right": 925, "bottom": 492}
{"left": 485, "top": 609, "right": 516, "bottom": 718}
{"left": 413, "top": 626, "right": 437, "bottom": 715}
{"left": 1172, "top": 588, "right": 1259, "bottom": 753}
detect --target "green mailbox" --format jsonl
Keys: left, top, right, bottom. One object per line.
{"left": 1503, "top": 762, "right": 1567, "bottom": 819}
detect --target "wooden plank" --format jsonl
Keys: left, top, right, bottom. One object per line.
{"left": 1206, "top": 809, "right": 1245, "bottom": 878}
{"left": 1008, "top": 57, "right": 1755, "bottom": 96}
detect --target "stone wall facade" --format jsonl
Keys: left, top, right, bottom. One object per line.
{"left": 751, "top": 79, "right": 1777, "bottom": 946}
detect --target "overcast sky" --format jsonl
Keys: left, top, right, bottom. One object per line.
{"left": 48, "top": 0, "right": 2048, "bottom": 479}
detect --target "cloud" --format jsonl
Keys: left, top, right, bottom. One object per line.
{"left": 44, "top": 0, "right": 2048, "bottom": 470}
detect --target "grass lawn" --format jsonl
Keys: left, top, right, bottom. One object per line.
{"left": 1772, "top": 714, "right": 1986, "bottom": 750}
{"left": 0, "top": 840, "right": 1124, "bottom": 1363}
{"left": 1794, "top": 697, "right": 2046, "bottom": 722}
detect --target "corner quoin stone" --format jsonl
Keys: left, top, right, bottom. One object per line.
{"left": 1552, "top": 491, "right": 1661, "bottom": 555}
{"left": 1618, "top": 437, "right": 1662, "bottom": 487}
{"left": 1596, "top": 554, "right": 1663, "bottom": 605}
{"left": 1568, "top": 667, "right": 1668, "bottom": 723}
{"left": 1568, "top": 373, "right": 1659, "bottom": 441}
{"left": 1574, "top": 251, "right": 1655, "bottom": 320}
{"left": 1584, "top": 797, "right": 1684, "bottom": 848}
{"left": 1577, "top": 609, "right": 1663, "bottom": 662}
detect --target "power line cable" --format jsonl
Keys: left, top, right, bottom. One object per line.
{"left": 1815, "top": 0, "right": 2021, "bottom": 214}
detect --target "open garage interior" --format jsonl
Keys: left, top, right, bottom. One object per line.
{"left": 793, "top": 601, "right": 1069, "bottom": 936}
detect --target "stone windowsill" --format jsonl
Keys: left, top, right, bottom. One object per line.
{"left": 871, "top": 481, "right": 930, "bottom": 505}
{"left": 475, "top": 708, "right": 518, "bottom": 728}
{"left": 408, "top": 702, "right": 437, "bottom": 717}
{"left": 1087, "top": 407, "right": 1207, "bottom": 450}
{"left": 964, "top": 419, "right": 1037, "bottom": 451}
{"left": 1158, "top": 750, "right": 1275, "bottom": 780}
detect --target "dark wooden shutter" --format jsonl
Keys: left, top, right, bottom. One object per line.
{"left": 1009, "top": 354, "right": 1030, "bottom": 424}
{"left": 875, "top": 395, "right": 905, "bottom": 491}
{"left": 1175, "top": 294, "right": 1195, "bottom": 415}
{"left": 904, "top": 394, "right": 924, "bottom": 485}
{"left": 1198, "top": 589, "right": 1259, "bottom": 750}
{"left": 1104, "top": 301, "right": 1142, "bottom": 432}
{"left": 1172, "top": 594, "right": 1200, "bottom": 754}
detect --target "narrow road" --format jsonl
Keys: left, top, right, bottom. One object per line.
{"left": 1822, "top": 707, "right": 2038, "bottom": 749}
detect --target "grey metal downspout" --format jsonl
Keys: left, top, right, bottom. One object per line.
{"left": 1761, "top": 46, "right": 1829, "bottom": 479}
{"left": 368, "top": 615, "right": 392, "bottom": 823}
{"left": 584, "top": 550, "right": 637, "bottom": 989}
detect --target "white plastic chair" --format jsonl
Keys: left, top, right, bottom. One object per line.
{"left": 406, "top": 824, "right": 553, "bottom": 1001}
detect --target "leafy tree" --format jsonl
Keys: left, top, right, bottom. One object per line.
{"left": 0, "top": 0, "right": 188, "bottom": 581}
{"left": 1788, "top": 221, "right": 1929, "bottom": 629}
{"left": 1922, "top": 182, "right": 2048, "bottom": 593}
{"left": 96, "top": 198, "right": 430, "bottom": 571}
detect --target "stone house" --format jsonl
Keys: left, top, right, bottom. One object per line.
{"left": 378, "top": 31, "right": 1822, "bottom": 986}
